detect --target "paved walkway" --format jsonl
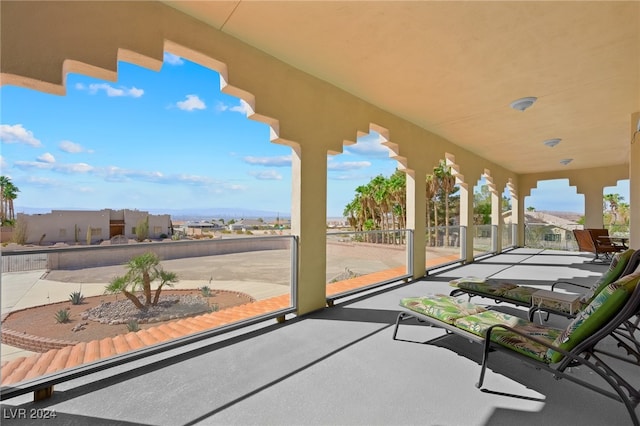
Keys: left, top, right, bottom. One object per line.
{"left": 0, "top": 254, "right": 460, "bottom": 386}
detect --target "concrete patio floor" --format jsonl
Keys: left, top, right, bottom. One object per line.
{"left": 1, "top": 248, "right": 638, "bottom": 425}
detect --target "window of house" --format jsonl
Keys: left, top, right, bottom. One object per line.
{"left": 543, "top": 233, "right": 560, "bottom": 242}
{"left": 59, "top": 228, "right": 67, "bottom": 238}
{"left": 91, "top": 228, "right": 102, "bottom": 237}
{"left": 153, "top": 226, "right": 162, "bottom": 234}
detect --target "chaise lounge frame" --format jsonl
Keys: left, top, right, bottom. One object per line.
{"left": 449, "top": 249, "right": 640, "bottom": 322}
{"left": 393, "top": 279, "right": 640, "bottom": 425}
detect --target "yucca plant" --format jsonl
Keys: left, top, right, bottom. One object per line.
{"left": 200, "top": 285, "right": 212, "bottom": 297}
{"left": 69, "top": 291, "right": 85, "bottom": 305}
{"left": 55, "top": 309, "right": 70, "bottom": 323}
{"left": 126, "top": 320, "right": 140, "bottom": 332}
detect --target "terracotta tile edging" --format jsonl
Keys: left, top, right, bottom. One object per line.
{"left": 1, "top": 259, "right": 459, "bottom": 388}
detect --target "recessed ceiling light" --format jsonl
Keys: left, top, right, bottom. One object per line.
{"left": 544, "top": 138, "right": 561, "bottom": 147}
{"left": 560, "top": 158, "right": 573, "bottom": 165}
{"left": 510, "top": 97, "right": 537, "bottom": 112}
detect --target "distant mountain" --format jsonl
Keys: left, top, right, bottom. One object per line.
{"left": 537, "top": 210, "right": 584, "bottom": 222}
{"left": 14, "top": 206, "right": 290, "bottom": 221}
{"left": 148, "top": 208, "right": 290, "bottom": 221}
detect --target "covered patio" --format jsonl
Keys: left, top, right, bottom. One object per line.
{"left": 1, "top": 2, "right": 639, "bottom": 424}
{"left": 1, "top": 248, "right": 637, "bottom": 425}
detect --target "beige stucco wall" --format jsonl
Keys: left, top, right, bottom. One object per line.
{"left": 46, "top": 237, "right": 290, "bottom": 270}
{"left": 17, "top": 209, "right": 171, "bottom": 245}
{"left": 1, "top": 1, "right": 636, "bottom": 314}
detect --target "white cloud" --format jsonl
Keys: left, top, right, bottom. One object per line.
{"left": 176, "top": 174, "right": 216, "bottom": 185}
{"left": 215, "top": 100, "right": 252, "bottom": 115}
{"left": 249, "top": 170, "right": 283, "bottom": 180}
{"left": 327, "top": 160, "right": 371, "bottom": 171}
{"left": 243, "top": 155, "right": 291, "bottom": 167}
{"left": 59, "top": 140, "right": 92, "bottom": 153}
{"left": 163, "top": 52, "right": 184, "bottom": 65}
{"left": 78, "top": 83, "right": 144, "bottom": 98}
{"left": 344, "top": 136, "right": 392, "bottom": 158}
{"left": 0, "top": 124, "right": 42, "bottom": 147}
{"left": 26, "top": 176, "right": 60, "bottom": 187}
{"left": 227, "top": 184, "right": 248, "bottom": 191}
{"left": 37, "top": 152, "right": 56, "bottom": 163}
{"left": 55, "top": 163, "right": 94, "bottom": 174}
{"left": 0, "top": 156, "right": 8, "bottom": 171}
{"left": 14, "top": 160, "right": 93, "bottom": 173}
{"left": 14, "top": 161, "right": 52, "bottom": 170}
{"left": 177, "top": 94, "right": 206, "bottom": 111}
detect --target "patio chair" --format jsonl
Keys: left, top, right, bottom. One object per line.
{"left": 574, "top": 228, "right": 625, "bottom": 263}
{"left": 393, "top": 270, "right": 640, "bottom": 425}
{"left": 449, "top": 249, "right": 639, "bottom": 321}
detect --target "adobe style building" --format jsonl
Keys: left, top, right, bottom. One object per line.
{"left": 16, "top": 209, "right": 171, "bottom": 245}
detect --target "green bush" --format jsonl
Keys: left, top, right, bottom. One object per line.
{"left": 126, "top": 320, "right": 140, "bottom": 332}
{"left": 200, "top": 285, "right": 212, "bottom": 297}
{"left": 69, "top": 291, "right": 84, "bottom": 305}
{"left": 55, "top": 309, "right": 70, "bottom": 323}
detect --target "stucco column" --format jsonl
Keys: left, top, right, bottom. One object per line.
{"left": 630, "top": 112, "right": 640, "bottom": 249}
{"left": 491, "top": 190, "right": 501, "bottom": 252}
{"left": 406, "top": 167, "right": 427, "bottom": 278}
{"left": 581, "top": 185, "right": 604, "bottom": 229}
{"left": 290, "top": 142, "right": 329, "bottom": 315}
{"left": 458, "top": 182, "right": 474, "bottom": 262}
{"left": 511, "top": 194, "right": 520, "bottom": 247}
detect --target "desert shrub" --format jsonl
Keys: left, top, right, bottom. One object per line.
{"left": 135, "top": 217, "right": 149, "bottom": 242}
{"left": 55, "top": 309, "right": 70, "bottom": 323}
{"left": 200, "top": 285, "right": 212, "bottom": 297}
{"left": 69, "top": 291, "right": 85, "bottom": 305}
{"left": 11, "top": 217, "right": 28, "bottom": 245}
{"left": 126, "top": 320, "right": 140, "bottom": 332}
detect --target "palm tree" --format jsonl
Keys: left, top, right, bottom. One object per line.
{"left": 427, "top": 173, "right": 442, "bottom": 245}
{"left": 604, "top": 193, "right": 622, "bottom": 228}
{"left": 434, "top": 160, "right": 456, "bottom": 246}
{"left": 0, "top": 176, "right": 19, "bottom": 225}
{"left": 425, "top": 174, "right": 435, "bottom": 245}
{"left": 388, "top": 170, "right": 406, "bottom": 242}
{"left": 105, "top": 252, "right": 178, "bottom": 309}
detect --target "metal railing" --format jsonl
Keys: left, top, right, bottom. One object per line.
{"left": 473, "top": 224, "right": 494, "bottom": 257}
{"left": 326, "top": 229, "right": 413, "bottom": 302}
{"left": 524, "top": 224, "right": 578, "bottom": 251}
{"left": 425, "top": 225, "right": 463, "bottom": 269}
{"left": 1, "top": 235, "right": 298, "bottom": 400}
{"left": 1, "top": 251, "right": 48, "bottom": 272}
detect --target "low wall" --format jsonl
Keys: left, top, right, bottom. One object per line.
{"left": 46, "top": 237, "right": 292, "bottom": 270}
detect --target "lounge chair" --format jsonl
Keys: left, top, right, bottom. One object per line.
{"left": 448, "top": 249, "right": 639, "bottom": 321}
{"left": 393, "top": 270, "right": 640, "bottom": 425}
{"left": 574, "top": 228, "right": 625, "bottom": 263}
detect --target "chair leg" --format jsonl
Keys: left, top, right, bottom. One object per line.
{"left": 476, "top": 338, "right": 493, "bottom": 388}
{"left": 393, "top": 311, "right": 413, "bottom": 340}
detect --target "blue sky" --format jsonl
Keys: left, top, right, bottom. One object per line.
{"left": 0, "top": 53, "right": 629, "bottom": 218}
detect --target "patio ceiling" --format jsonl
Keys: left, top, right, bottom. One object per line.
{"left": 163, "top": 1, "right": 639, "bottom": 175}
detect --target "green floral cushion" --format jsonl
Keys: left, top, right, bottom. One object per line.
{"left": 546, "top": 272, "right": 640, "bottom": 363}
{"left": 449, "top": 276, "right": 487, "bottom": 288}
{"left": 501, "top": 286, "right": 538, "bottom": 304}
{"left": 453, "top": 311, "right": 528, "bottom": 337}
{"left": 490, "top": 323, "right": 563, "bottom": 362}
{"left": 579, "top": 249, "right": 634, "bottom": 304}
{"left": 455, "top": 279, "right": 518, "bottom": 296}
{"left": 400, "top": 295, "right": 486, "bottom": 324}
